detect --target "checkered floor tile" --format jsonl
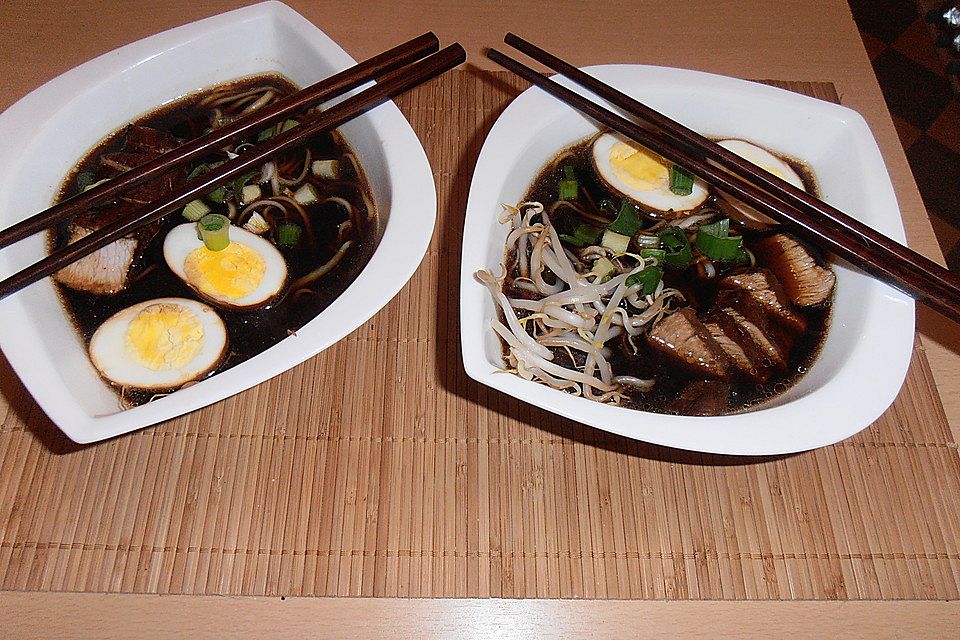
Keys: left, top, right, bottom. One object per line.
{"left": 849, "top": 0, "right": 960, "bottom": 269}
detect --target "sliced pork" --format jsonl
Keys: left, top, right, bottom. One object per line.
{"left": 720, "top": 269, "right": 807, "bottom": 334}
{"left": 53, "top": 224, "right": 137, "bottom": 295}
{"left": 647, "top": 307, "right": 731, "bottom": 380}
{"left": 753, "top": 233, "right": 835, "bottom": 307}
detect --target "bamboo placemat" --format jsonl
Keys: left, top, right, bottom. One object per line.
{"left": 0, "top": 71, "right": 958, "bottom": 600}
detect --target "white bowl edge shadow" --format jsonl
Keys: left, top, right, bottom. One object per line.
{"left": 0, "top": 1, "right": 437, "bottom": 443}
{"left": 460, "top": 64, "right": 914, "bottom": 456}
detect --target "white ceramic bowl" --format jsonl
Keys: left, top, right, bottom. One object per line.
{"left": 0, "top": 2, "right": 436, "bottom": 443}
{"left": 460, "top": 65, "right": 914, "bottom": 455}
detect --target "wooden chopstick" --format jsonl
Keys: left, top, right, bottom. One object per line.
{"left": 489, "top": 41, "right": 960, "bottom": 325}
{"left": 0, "top": 32, "right": 440, "bottom": 251}
{"left": 0, "top": 43, "right": 465, "bottom": 302}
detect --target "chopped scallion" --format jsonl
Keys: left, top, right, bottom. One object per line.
{"left": 606, "top": 200, "right": 644, "bottom": 236}
{"left": 625, "top": 266, "right": 664, "bottom": 296}
{"left": 182, "top": 199, "right": 211, "bottom": 222}
{"left": 669, "top": 164, "right": 695, "bottom": 196}
{"left": 657, "top": 226, "right": 694, "bottom": 268}
{"left": 639, "top": 248, "right": 666, "bottom": 266}
{"left": 558, "top": 165, "right": 578, "bottom": 200}
{"left": 281, "top": 119, "right": 299, "bottom": 133}
{"left": 559, "top": 223, "right": 603, "bottom": 248}
{"left": 241, "top": 184, "right": 262, "bottom": 204}
{"left": 695, "top": 218, "right": 749, "bottom": 263}
{"left": 277, "top": 222, "right": 302, "bottom": 247}
{"left": 197, "top": 214, "right": 231, "bottom": 251}
{"left": 76, "top": 170, "right": 98, "bottom": 191}
{"left": 256, "top": 127, "right": 274, "bottom": 142}
{"left": 186, "top": 163, "right": 211, "bottom": 182}
{"left": 591, "top": 256, "right": 616, "bottom": 281}
{"left": 293, "top": 182, "right": 320, "bottom": 205}
{"left": 206, "top": 185, "right": 227, "bottom": 203}
{"left": 634, "top": 233, "right": 661, "bottom": 249}
{"left": 232, "top": 170, "right": 258, "bottom": 196}
{"left": 311, "top": 159, "right": 342, "bottom": 180}
{"left": 81, "top": 178, "right": 110, "bottom": 192}
{"left": 601, "top": 229, "right": 631, "bottom": 254}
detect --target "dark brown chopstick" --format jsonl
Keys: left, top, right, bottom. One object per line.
{"left": 0, "top": 43, "right": 466, "bottom": 302}
{"left": 489, "top": 42, "right": 960, "bottom": 324}
{"left": 0, "top": 32, "right": 440, "bottom": 250}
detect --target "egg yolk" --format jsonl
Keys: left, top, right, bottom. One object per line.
{"left": 608, "top": 141, "right": 669, "bottom": 191}
{"left": 124, "top": 303, "right": 204, "bottom": 371}
{"left": 183, "top": 242, "right": 266, "bottom": 300}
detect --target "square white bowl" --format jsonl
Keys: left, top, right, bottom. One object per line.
{"left": 460, "top": 65, "right": 914, "bottom": 455}
{"left": 0, "top": 2, "right": 436, "bottom": 443}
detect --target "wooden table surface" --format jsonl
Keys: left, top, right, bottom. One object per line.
{"left": 2, "top": 0, "right": 958, "bottom": 636}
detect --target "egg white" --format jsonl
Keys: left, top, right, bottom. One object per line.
{"left": 163, "top": 222, "right": 288, "bottom": 309}
{"left": 716, "top": 139, "right": 806, "bottom": 227}
{"left": 89, "top": 297, "right": 228, "bottom": 390}
{"left": 591, "top": 132, "right": 709, "bottom": 213}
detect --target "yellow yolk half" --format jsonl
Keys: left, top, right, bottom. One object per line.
{"left": 608, "top": 141, "right": 669, "bottom": 192}
{"left": 124, "top": 302, "right": 204, "bottom": 370}
{"left": 183, "top": 242, "right": 266, "bottom": 300}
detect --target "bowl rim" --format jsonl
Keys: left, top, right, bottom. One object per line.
{"left": 460, "top": 63, "right": 915, "bottom": 456}
{"left": 0, "top": 1, "right": 437, "bottom": 443}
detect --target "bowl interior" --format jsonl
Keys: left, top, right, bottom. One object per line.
{"left": 0, "top": 2, "right": 436, "bottom": 442}
{"left": 461, "top": 65, "right": 914, "bottom": 455}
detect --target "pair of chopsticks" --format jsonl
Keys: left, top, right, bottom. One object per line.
{"left": 0, "top": 33, "right": 464, "bottom": 301}
{"left": 489, "top": 34, "right": 960, "bottom": 325}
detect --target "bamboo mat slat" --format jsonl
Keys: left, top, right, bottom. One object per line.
{"left": 0, "top": 70, "right": 958, "bottom": 599}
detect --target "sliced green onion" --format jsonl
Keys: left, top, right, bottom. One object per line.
{"left": 277, "top": 222, "right": 302, "bottom": 247}
{"left": 657, "top": 226, "right": 693, "bottom": 268}
{"left": 634, "top": 233, "right": 661, "bottom": 249}
{"left": 601, "top": 229, "right": 631, "bottom": 254}
{"left": 76, "top": 170, "right": 98, "bottom": 191}
{"left": 281, "top": 119, "right": 299, "bottom": 133}
{"left": 559, "top": 223, "right": 603, "bottom": 248}
{"left": 312, "top": 159, "right": 341, "bottom": 180}
{"left": 232, "top": 170, "right": 258, "bottom": 195}
{"left": 197, "top": 214, "right": 231, "bottom": 251}
{"left": 206, "top": 185, "right": 227, "bottom": 203}
{"left": 293, "top": 182, "right": 320, "bottom": 205}
{"left": 669, "top": 164, "right": 695, "bottom": 196}
{"left": 640, "top": 248, "right": 666, "bottom": 266}
{"left": 626, "top": 266, "right": 664, "bottom": 296}
{"left": 558, "top": 165, "right": 578, "bottom": 200}
{"left": 256, "top": 127, "right": 274, "bottom": 142}
{"left": 695, "top": 218, "right": 749, "bottom": 263}
{"left": 606, "top": 200, "right": 644, "bottom": 236}
{"left": 186, "top": 163, "right": 211, "bottom": 182}
{"left": 182, "top": 199, "right": 211, "bottom": 222}
{"left": 241, "top": 184, "right": 262, "bottom": 204}
{"left": 591, "top": 256, "right": 616, "bottom": 281}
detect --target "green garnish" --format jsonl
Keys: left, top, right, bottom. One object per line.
{"left": 186, "top": 163, "right": 211, "bottom": 182}
{"left": 559, "top": 223, "right": 603, "bottom": 247}
{"left": 591, "top": 256, "right": 616, "bottom": 281}
{"left": 695, "top": 218, "right": 749, "bottom": 263}
{"left": 657, "top": 226, "right": 694, "bottom": 268}
{"left": 281, "top": 119, "right": 299, "bottom": 133}
{"left": 558, "top": 165, "right": 578, "bottom": 200}
{"left": 197, "top": 214, "right": 231, "bottom": 251}
{"left": 206, "top": 185, "right": 227, "bottom": 203}
{"left": 182, "top": 199, "right": 211, "bottom": 222}
{"left": 626, "top": 266, "right": 664, "bottom": 296}
{"left": 601, "top": 229, "right": 631, "bottom": 254}
{"left": 669, "top": 164, "right": 695, "bottom": 196}
{"left": 256, "top": 127, "right": 274, "bottom": 142}
{"left": 232, "top": 170, "right": 258, "bottom": 196}
{"left": 639, "top": 248, "right": 667, "bottom": 266}
{"left": 277, "top": 222, "right": 302, "bottom": 247}
{"left": 606, "top": 200, "right": 644, "bottom": 236}
{"left": 76, "top": 170, "right": 98, "bottom": 191}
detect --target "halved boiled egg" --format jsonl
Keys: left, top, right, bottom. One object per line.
{"left": 163, "top": 223, "right": 287, "bottom": 309}
{"left": 592, "top": 132, "right": 709, "bottom": 214}
{"left": 89, "top": 297, "right": 227, "bottom": 390}
{"left": 716, "top": 139, "right": 806, "bottom": 227}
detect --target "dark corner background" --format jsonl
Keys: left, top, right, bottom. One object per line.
{"left": 848, "top": 0, "right": 960, "bottom": 270}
